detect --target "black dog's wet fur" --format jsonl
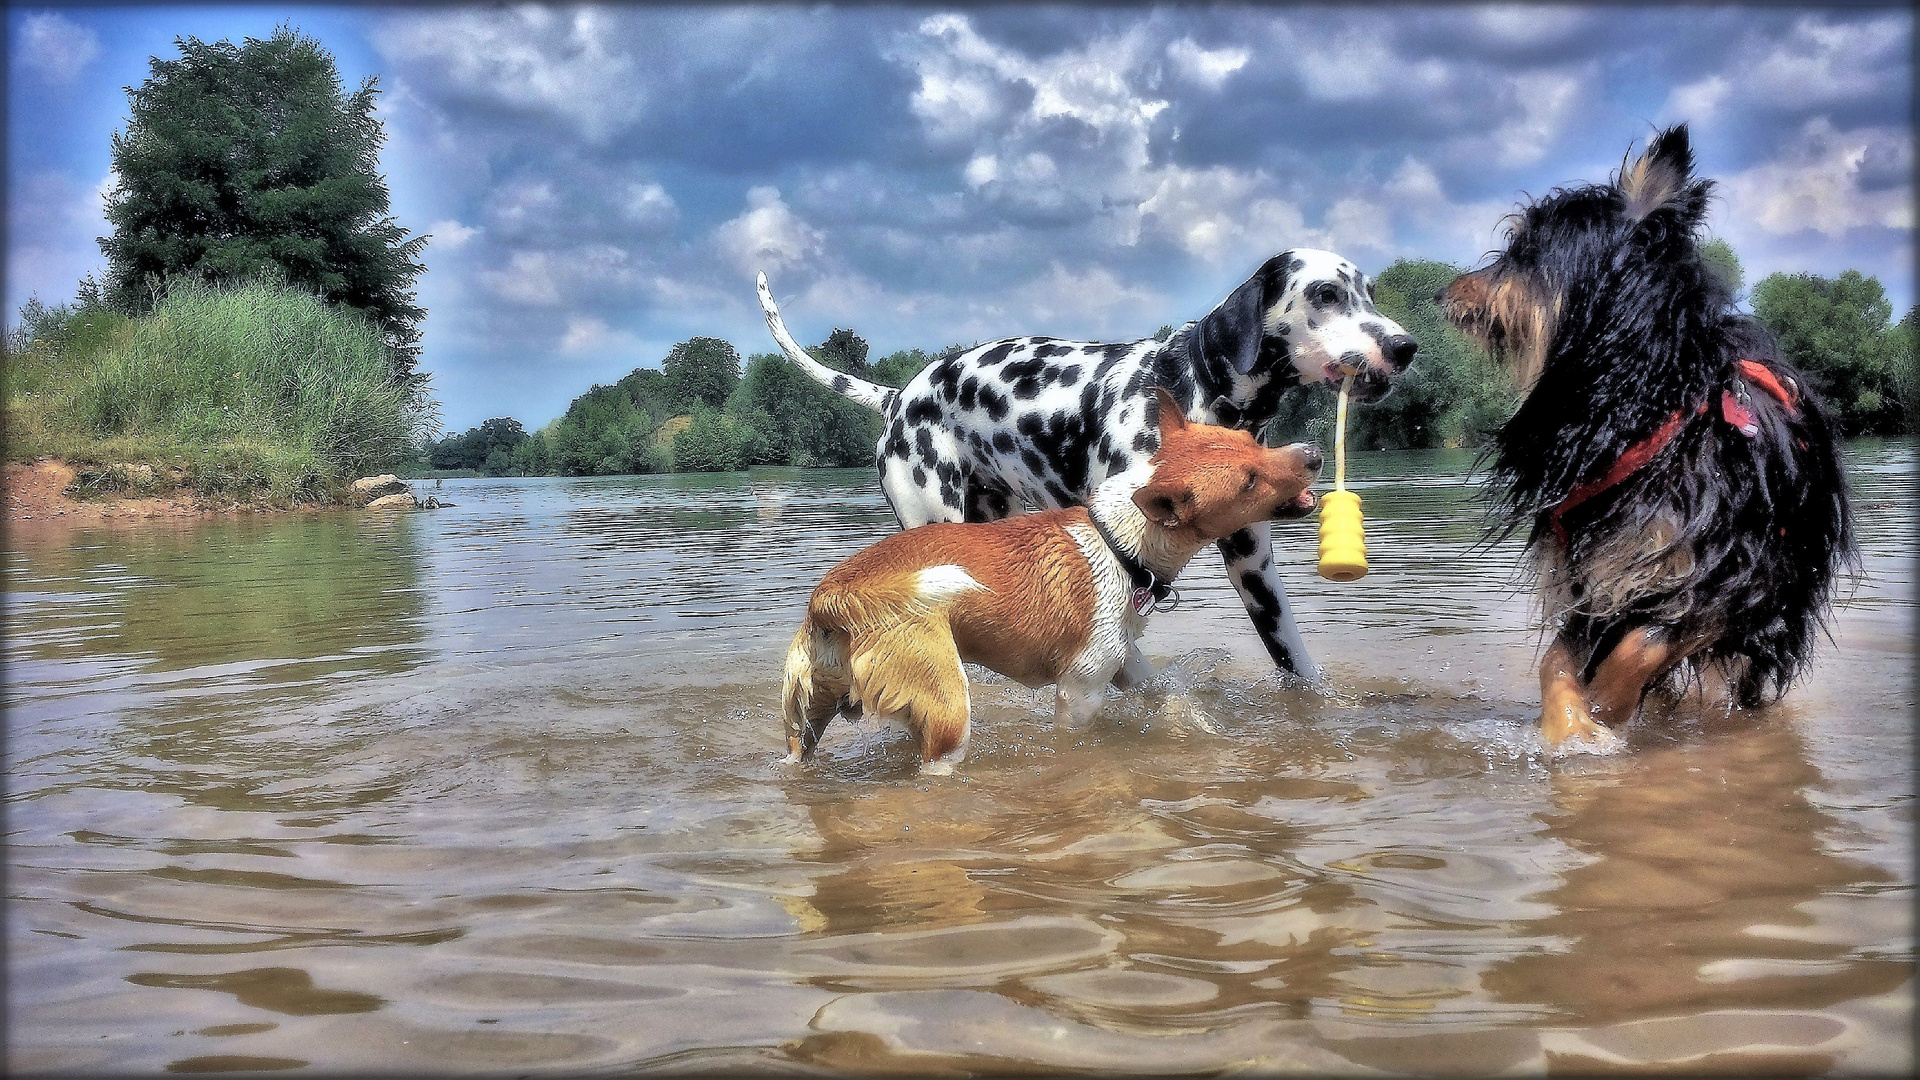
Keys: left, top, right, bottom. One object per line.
{"left": 1464, "top": 125, "right": 1854, "bottom": 708}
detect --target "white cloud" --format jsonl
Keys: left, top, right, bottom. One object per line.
{"left": 1166, "top": 38, "right": 1248, "bottom": 90}
{"left": 1471, "top": 6, "right": 1589, "bottom": 48}
{"left": 1719, "top": 119, "right": 1913, "bottom": 237}
{"left": 558, "top": 314, "right": 638, "bottom": 355}
{"left": 485, "top": 179, "right": 561, "bottom": 234}
{"left": 427, "top": 219, "right": 480, "bottom": 251}
{"left": 479, "top": 244, "right": 640, "bottom": 307}
{"left": 713, "top": 186, "right": 823, "bottom": 277}
{"left": 1134, "top": 165, "right": 1263, "bottom": 259}
{"left": 1662, "top": 13, "right": 1908, "bottom": 123}
{"left": 622, "top": 182, "right": 677, "bottom": 229}
{"left": 372, "top": 6, "right": 643, "bottom": 143}
{"left": 1492, "top": 70, "right": 1582, "bottom": 166}
{"left": 4, "top": 170, "right": 111, "bottom": 317}
{"left": 1021, "top": 262, "right": 1163, "bottom": 334}
{"left": 17, "top": 12, "right": 99, "bottom": 84}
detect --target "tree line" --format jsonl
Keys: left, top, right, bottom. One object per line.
{"left": 428, "top": 245, "right": 1915, "bottom": 477}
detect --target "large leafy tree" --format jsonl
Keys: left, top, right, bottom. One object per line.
{"left": 1752, "top": 270, "right": 1908, "bottom": 435}
{"left": 100, "top": 27, "right": 426, "bottom": 376}
{"left": 662, "top": 337, "right": 743, "bottom": 410}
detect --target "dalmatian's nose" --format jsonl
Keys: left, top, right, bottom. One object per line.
{"left": 1386, "top": 335, "right": 1418, "bottom": 369}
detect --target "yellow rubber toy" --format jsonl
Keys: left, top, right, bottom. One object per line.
{"left": 1317, "top": 375, "right": 1369, "bottom": 582}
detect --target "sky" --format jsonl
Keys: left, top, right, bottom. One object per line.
{"left": 8, "top": 4, "right": 1913, "bottom": 432}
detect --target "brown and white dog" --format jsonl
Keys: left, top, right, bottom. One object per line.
{"left": 781, "top": 389, "right": 1322, "bottom": 774}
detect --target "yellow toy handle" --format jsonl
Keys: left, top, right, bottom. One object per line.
{"left": 1317, "top": 375, "right": 1368, "bottom": 581}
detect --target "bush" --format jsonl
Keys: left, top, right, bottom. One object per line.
{"left": 672, "top": 404, "right": 762, "bottom": 472}
{"left": 7, "top": 279, "right": 436, "bottom": 501}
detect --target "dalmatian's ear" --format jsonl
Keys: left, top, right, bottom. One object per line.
{"left": 1205, "top": 255, "right": 1289, "bottom": 376}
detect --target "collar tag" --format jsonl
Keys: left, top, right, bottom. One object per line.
{"left": 1132, "top": 586, "right": 1155, "bottom": 617}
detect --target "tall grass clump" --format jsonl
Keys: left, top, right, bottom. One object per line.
{"left": 7, "top": 279, "right": 437, "bottom": 502}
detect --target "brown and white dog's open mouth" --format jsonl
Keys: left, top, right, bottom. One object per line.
{"left": 1275, "top": 489, "right": 1318, "bottom": 519}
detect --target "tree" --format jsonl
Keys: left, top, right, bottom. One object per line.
{"left": 99, "top": 27, "right": 427, "bottom": 376}
{"left": 427, "top": 416, "right": 527, "bottom": 471}
{"left": 815, "top": 327, "right": 869, "bottom": 373}
{"left": 870, "top": 348, "right": 933, "bottom": 388}
{"left": 662, "top": 337, "right": 742, "bottom": 410}
{"left": 672, "top": 404, "right": 762, "bottom": 472}
{"left": 1752, "top": 270, "right": 1905, "bottom": 435}
{"left": 1699, "top": 238, "right": 1744, "bottom": 296}
{"left": 732, "top": 352, "right": 881, "bottom": 467}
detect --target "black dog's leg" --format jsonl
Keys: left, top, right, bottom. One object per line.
{"left": 1217, "top": 523, "right": 1319, "bottom": 682}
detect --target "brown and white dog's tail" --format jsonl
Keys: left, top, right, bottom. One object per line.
{"left": 781, "top": 565, "right": 984, "bottom": 764}
{"left": 757, "top": 271, "right": 894, "bottom": 413}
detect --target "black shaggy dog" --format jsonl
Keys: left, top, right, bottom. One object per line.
{"left": 1438, "top": 124, "right": 1853, "bottom": 749}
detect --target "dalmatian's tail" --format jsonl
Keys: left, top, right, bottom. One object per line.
{"left": 756, "top": 271, "right": 894, "bottom": 413}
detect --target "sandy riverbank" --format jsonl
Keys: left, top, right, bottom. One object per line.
{"left": 4, "top": 459, "right": 334, "bottom": 526}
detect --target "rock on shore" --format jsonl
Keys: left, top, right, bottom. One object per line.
{"left": 351, "top": 475, "right": 453, "bottom": 510}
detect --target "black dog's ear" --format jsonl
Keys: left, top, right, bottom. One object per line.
{"left": 1621, "top": 124, "right": 1700, "bottom": 222}
{"left": 1204, "top": 253, "right": 1288, "bottom": 375}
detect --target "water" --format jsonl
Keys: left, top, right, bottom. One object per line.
{"left": 6, "top": 446, "right": 1912, "bottom": 1074}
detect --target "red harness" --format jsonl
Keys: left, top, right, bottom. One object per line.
{"left": 1548, "top": 359, "right": 1799, "bottom": 545}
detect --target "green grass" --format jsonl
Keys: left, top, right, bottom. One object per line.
{"left": 6, "top": 281, "right": 436, "bottom": 504}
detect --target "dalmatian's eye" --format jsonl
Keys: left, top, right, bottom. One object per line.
{"left": 1311, "top": 283, "right": 1341, "bottom": 305}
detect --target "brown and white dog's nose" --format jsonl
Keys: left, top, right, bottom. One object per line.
{"left": 1299, "top": 444, "right": 1324, "bottom": 473}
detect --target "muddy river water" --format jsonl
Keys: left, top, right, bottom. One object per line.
{"left": 5, "top": 445, "right": 1912, "bottom": 1074}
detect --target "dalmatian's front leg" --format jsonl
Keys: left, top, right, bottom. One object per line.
{"left": 1217, "top": 522, "right": 1320, "bottom": 683}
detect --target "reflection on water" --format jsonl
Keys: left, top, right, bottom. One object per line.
{"left": 5, "top": 449, "right": 1912, "bottom": 1073}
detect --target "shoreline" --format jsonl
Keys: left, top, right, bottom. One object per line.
{"left": 4, "top": 459, "right": 337, "bottom": 527}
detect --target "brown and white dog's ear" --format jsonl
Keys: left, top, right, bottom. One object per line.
{"left": 1621, "top": 124, "right": 1702, "bottom": 223}
{"left": 1152, "top": 386, "right": 1189, "bottom": 436}
{"left": 1133, "top": 477, "right": 1193, "bottom": 529}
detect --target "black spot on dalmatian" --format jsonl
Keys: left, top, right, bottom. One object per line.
{"left": 959, "top": 377, "right": 979, "bottom": 411}
{"left": 1020, "top": 448, "right": 1047, "bottom": 476}
{"left": 914, "top": 428, "right": 936, "bottom": 459}
{"left": 977, "top": 384, "right": 1010, "bottom": 422}
{"left": 1057, "top": 366, "right": 1081, "bottom": 387}
{"left": 928, "top": 359, "right": 963, "bottom": 398}
{"left": 1220, "top": 530, "right": 1259, "bottom": 560}
{"left": 912, "top": 464, "right": 927, "bottom": 487}
{"left": 1288, "top": 257, "right": 1305, "bottom": 273}
{"left": 881, "top": 390, "right": 898, "bottom": 413}
{"left": 832, "top": 375, "right": 850, "bottom": 393}
{"left": 992, "top": 431, "right": 1015, "bottom": 453}
{"left": 1132, "top": 430, "right": 1154, "bottom": 452}
{"left": 976, "top": 342, "right": 1017, "bottom": 367}
{"left": 1017, "top": 414, "right": 1044, "bottom": 438}
{"left": 885, "top": 420, "right": 912, "bottom": 459}
{"left": 904, "top": 399, "right": 942, "bottom": 426}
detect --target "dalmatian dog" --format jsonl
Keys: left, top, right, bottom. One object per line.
{"left": 756, "top": 249, "right": 1417, "bottom": 681}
